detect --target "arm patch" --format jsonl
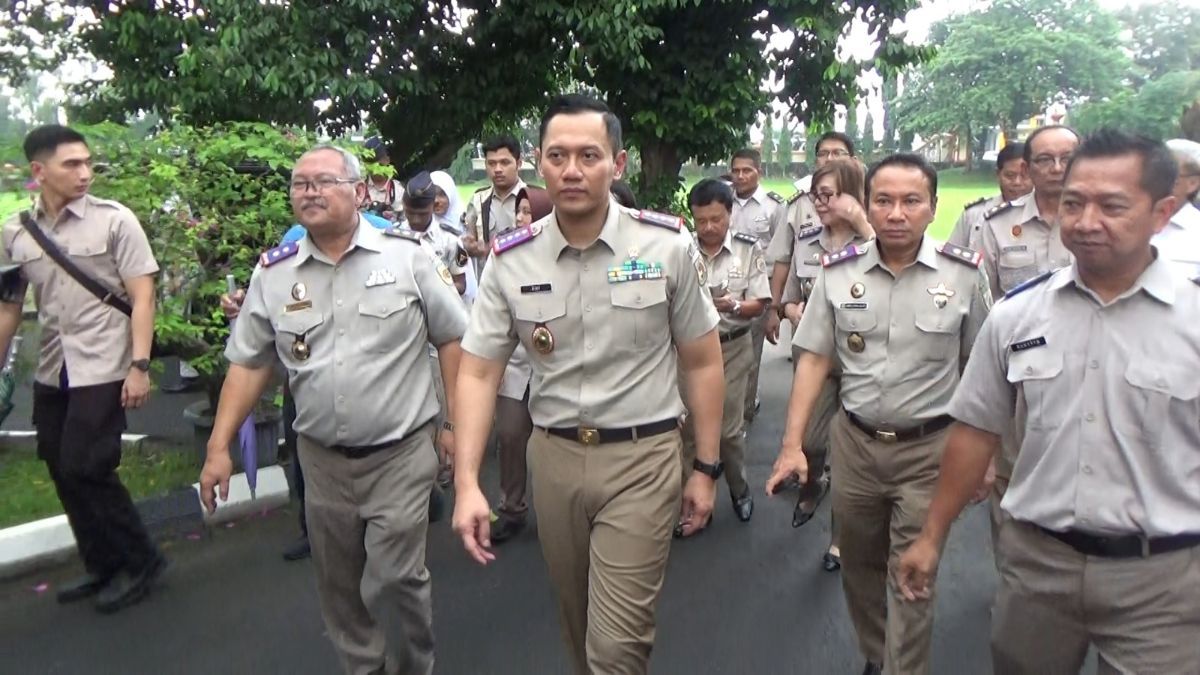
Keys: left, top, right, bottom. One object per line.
{"left": 260, "top": 242, "right": 299, "bottom": 267}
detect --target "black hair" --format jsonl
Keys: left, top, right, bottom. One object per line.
{"left": 23, "top": 124, "right": 88, "bottom": 162}
{"left": 1023, "top": 125, "right": 1079, "bottom": 164}
{"left": 610, "top": 180, "right": 638, "bottom": 209}
{"left": 1064, "top": 129, "right": 1178, "bottom": 203}
{"left": 996, "top": 142, "right": 1025, "bottom": 172}
{"left": 482, "top": 134, "right": 521, "bottom": 159}
{"left": 731, "top": 148, "right": 761, "bottom": 168}
{"left": 688, "top": 178, "right": 734, "bottom": 212}
{"left": 865, "top": 153, "right": 938, "bottom": 201}
{"left": 539, "top": 94, "right": 623, "bottom": 156}
{"left": 816, "top": 131, "right": 855, "bottom": 157}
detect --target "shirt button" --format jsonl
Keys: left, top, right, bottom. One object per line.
{"left": 339, "top": 329, "right": 346, "bottom": 336}
{"left": 1025, "top": 366, "right": 1033, "bottom": 374}
{"left": 1089, "top": 360, "right": 1099, "bottom": 369}
{"left": 337, "top": 299, "right": 343, "bottom": 306}
{"left": 585, "top": 305, "right": 592, "bottom": 313}
{"left": 1085, "top": 413, "right": 1096, "bottom": 422}
{"left": 1082, "top": 465, "right": 1093, "bottom": 475}
{"left": 338, "top": 395, "right": 345, "bottom": 403}
{"left": 336, "top": 359, "right": 343, "bottom": 365}
{"left": 586, "top": 343, "right": 593, "bottom": 350}
{"left": 583, "top": 264, "right": 590, "bottom": 271}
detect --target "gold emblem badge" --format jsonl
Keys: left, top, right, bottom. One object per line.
{"left": 927, "top": 282, "right": 956, "bottom": 309}
{"left": 1012, "top": 225, "right": 1022, "bottom": 238}
{"left": 291, "top": 336, "right": 311, "bottom": 361}
{"left": 531, "top": 323, "right": 555, "bottom": 355}
{"left": 934, "top": 295, "right": 948, "bottom": 309}
{"left": 847, "top": 332, "right": 865, "bottom": 353}
{"left": 291, "top": 283, "right": 307, "bottom": 301}
{"left": 850, "top": 282, "right": 865, "bottom": 299}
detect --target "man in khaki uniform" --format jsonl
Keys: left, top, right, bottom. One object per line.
{"left": 453, "top": 94, "right": 725, "bottom": 675}
{"left": 729, "top": 148, "right": 785, "bottom": 421}
{"left": 461, "top": 134, "right": 527, "bottom": 274}
{"left": 0, "top": 124, "right": 163, "bottom": 614}
{"left": 898, "top": 130, "right": 1200, "bottom": 674}
{"left": 200, "top": 145, "right": 468, "bottom": 675}
{"left": 767, "top": 154, "right": 991, "bottom": 675}
{"left": 677, "top": 178, "right": 771, "bottom": 532}
{"left": 946, "top": 142, "right": 1032, "bottom": 250}
{"left": 399, "top": 171, "right": 467, "bottom": 295}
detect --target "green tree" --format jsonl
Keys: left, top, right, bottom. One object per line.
{"left": 760, "top": 115, "right": 775, "bottom": 178}
{"left": 881, "top": 73, "right": 898, "bottom": 153}
{"left": 1117, "top": 4, "right": 1200, "bottom": 83}
{"left": 845, "top": 104, "right": 859, "bottom": 151}
{"left": 861, "top": 110, "right": 875, "bottom": 160}
{"left": 777, "top": 119, "right": 793, "bottom": 178}
{"left": 1073, "top": 70, "right": 1200, "bottom": 139}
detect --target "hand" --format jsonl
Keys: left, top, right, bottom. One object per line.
{"left": 437, "top": 429, "right": 456, "bottom": 481}
{"left": 896, "top": 535, "right": 941, "bottom": 602}
{"left": 678, "top": 471, "right": 716, "bottom": 537}
{"left": 765, "top": 311, "right": 781, "bottom": 345}
{"left": 712, "top": 295, "right": 737, "bottom": 314}
{"left": 783, "top": 302, "right": 804, "bottom": 325}
{"left": 199, "top": 447, "right": 233, "bottom": 515}
{"left": 765, "top": 442, "right": 809, "bottom": 496}
{"left": 971, "top": 458, "right": 997, "bottom": 504}
{"left": 220, "top": 289, "right": 246, "bottom": 320}
{"left": 452, "top": 486, "right": 496, "bottom": 565}
{"left": 462, "top": 234, "right": 488, "bottom": 258}
{"left": 122, "top": 369, "right": 151, "bottom": 409}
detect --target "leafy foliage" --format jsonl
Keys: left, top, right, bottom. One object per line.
{"left": 1073, "top": 71, "right": 1200, "bottom": 139}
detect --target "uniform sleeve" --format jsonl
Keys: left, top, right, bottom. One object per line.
{"left": 669, "top": 232, "right": 720, "bottom": 344}
{"left": 411, "top": 245, "right": 469, "bottom": 346}
{"left": 460, "top": 254, "right": 520, "bottom": 362}
{"left": 224, "top": 265, "right": 279, "bottom": 368}
{"left": 949, "top": 309, "right": 1015, "bottom": 435}
{"left": 781, "top": 268, "right": 802, "bottom": 306}
{"left": 463, "top": 197, "right": 480, "bottom": 239}
{"left": 979, "top": 221, "right": 1004, "bottom": 301}
{"left": 791, "top": 268, "right": 835, "bottom": 357}
{"left": 0, "top": 222, "right": 29, "bottom": 304}
{"left": 390, "top": 180, "right": 404, "bottom": 212}
{"left": 768, "top": 202, "right": 787, "bottom": 261}
{"left": 746, "top": 244, "right": 771, "bottom": 301}
{"left": 111, "top": 209, "right": 160, "bottom": 279}
{"left": 766, "top": 210, "right": 795, "bottom": 264}
{"left": 947, "top": 209, "right": 972, "bottom": 248}
{"left": 961, "top": 266, "right": 993, "bottom": 361}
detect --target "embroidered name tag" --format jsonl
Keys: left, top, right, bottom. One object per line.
{"left": 1002, "top": 245, "right": 1029, "bottom": 253}
{"left": 1010, "top": 337, "right": 1047, "bottom": 352}
{"left": 521, "top": 283, "right": 552, "bottom": 294}
{"left": 840, "top": 302, "right": 868, "bottom": 310}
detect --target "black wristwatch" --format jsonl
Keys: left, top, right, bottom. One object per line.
{"left": 692, "top": 458, "right": 724, "bottom": 480}
{"left": 131, "top": 358, "right": 151, "bottom": 372}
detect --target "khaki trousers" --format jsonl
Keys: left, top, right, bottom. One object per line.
{"left": 299, "top": 427, "right": 438, "bottom": 675}
{"left": 529, "top": 428, "right": 682, "bottom": 675}
{"left": 831, "top": 413, "right": 945, "bottom": 675}
{"left": 681, "top": 331, "right": 753, "bottom": 498}
{"left": 743, "top": 314, "right": 767, "bottom": 419}
{"left": 495, "top": 393, "right": 533, "bottom": 519}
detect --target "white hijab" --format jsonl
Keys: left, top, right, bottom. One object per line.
{"left": 430, "top": 171, "right": 464, "bottom": 228}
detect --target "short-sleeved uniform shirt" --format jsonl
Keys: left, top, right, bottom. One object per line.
{"left": 946, "top": 194, "right": 1006, "bottom": 250}
{"left": 365, "top": 179, "right": 404, "bottom": 214}
{"left": 781, "top": 227, "right": 871, "bottom": 307}
{"left": 226, "top": 218, "right": 468, "bottom": 447}
{"left": 793, "top": 237, "right": 992, "bottom": 428}
{"left": 1152, "top": 201, "right": 1200, "bottom": 278}
{"left": 950, "top": 258, "right": 1200, "bottom": 537}
{"left": 1, "top": 194, "right": 159, "bottom": 387}
{"left": 462, "top": 199, "right": 720, "bottom": 428}
{"left": 463, "top": 180, "right": 527, "bottom": 244}
{"left": 400, "top": 223, "right": 467, "bottom": 279}
{"left": 696, "top": 230, "right": 771, "bottom": 333}
{"left": 766, "top": 191, "right": 820, "bottom": 267}
{"left": 979, "top": 193, "right": 1072, "bottom": 299}
{"left": 731, "top": 186, "right": 786, "bottom": 255}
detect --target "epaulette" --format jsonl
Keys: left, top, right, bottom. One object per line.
{"left": 260, "top": 242, "right": 299, "bottom": 267}
{"left": 984, "top": 200, "right": 1018, "bottom": 220}
{"left": 821, "top": 244, "right": 866, "bottom": 267}
{"left": 732, "top": 232, "right": 759, "bottom": 246}
{"left": 635, "top": 209, "right": 684, "bottom": 231}
{"left": 937, "top": 243, "right": 984, "bottom": 267}
{"left": 1003, "top": 270, "right": 1054, "bottom": 300}
{"left": 796, "top": 224, "right": 822, "bottom": 240}
{"left": 473, "top": 185, "right": 490, "bottom": 193}
{"left": 493, "top": 223, "right": 541, "bottom": 256}
{"left": 1191, "top": 275, "right": 1200, "bottom": 287}
{"left": 438, "top": 220, "right": 462, "bottom": 236}
{"left": 787, "top": 190, "right": 807, "bottom": 204}
{"left": 384, "top": 227, "right": 422, "bottom": 243}
{"left": 767, "top": 191, "right": 784, "bottom": 204}
{"left": 963, "top": 196, "right": 988, "bottom": 210}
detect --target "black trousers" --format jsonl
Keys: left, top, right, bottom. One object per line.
{"left": 282, "top": 382, "right": 305, "bottom": 535}
{"left": 33, "top": 373, "right": 157, "bottom": 578}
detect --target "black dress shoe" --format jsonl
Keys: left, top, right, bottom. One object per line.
{"left": 282, "top": 536, "right": 311, "bottom": 561}
{"left": 861, "top": 662, "right": 882, "bottom": 675}
{"left": 95, "top": 554, "right": 167, "bottom": 615}
{"left": 490, "top": 514, "right": 526, "bottom": 544}
{"left": 56, "top": 573, "right": 109, "bottom": 604}
{"left": 731, "top": 491, "right": 754, "bottom": 522}
{"left": 823, "top": 550, "right": 842, "bottom": 572}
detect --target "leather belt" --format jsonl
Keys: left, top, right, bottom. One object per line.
{"left": 846, "top": 412, "right": 953, "bottom": 443}
{"left": 1036, "top": 525, "right": 1200, "bottom": 559}
{"left": 719, "top": 325, "right": 751, "bottom": 343}
{"left": 543, "top": 418, "right": 679, "bottom": 446}
{"left": 328, "top": 424, "right": 427, "bottom": 459}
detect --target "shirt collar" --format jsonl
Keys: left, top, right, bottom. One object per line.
{"left": 296, "top": 215, "right": 383, "bottom": 263}
{"left": 545, "top": 197, "right": 621, "bottom": 259}
{"left": 862, "top": 235, "right": 940, "bottom": 273}
{"left": 35, "top": 194, "right": 89, "bottom": 222}
{"left": 492, "top": 179, "right": 528, "bottom": 203}
{"left": 1020, "top": 193, "right": 1047, "bottom": 224}
{"left": 1054, "top": 248, "right": 1177, "bottom": 306}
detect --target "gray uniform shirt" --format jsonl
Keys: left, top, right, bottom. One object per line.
{"left": 781, "top": 227, "right": 870, "bottom": 306}
{"left": 766, "top": 191, "right": 819, "bottom": 266}
{"left": 793, "top": 237, "right": 992, "bottom": 428}
{"left": 950, "top": 258, "right": 1200, "bottom": 537}
{"left": 731, "top": 186, "right": 786, "bottom": 253}
{"left": 947, "top": 194, "right": 1004, "bottom": 250}
{"left": 979, "top": 194, "right": 1072, "bottom": 299}
{"left": 462, "top": 199, "right": 720, "bottom": 428}
{"left": 226, "top": 218, "right": 468, "bottom": 447}
{"left": 697, "top": 231, "right": 771, "bottom": 333}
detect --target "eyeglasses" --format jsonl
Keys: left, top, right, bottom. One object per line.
{"left": 289, "top": 177, "right": 359, "bottom": 193}
{"left": 1031, "top": 154, "right": 1073, "bottom": 170}
{"left": 816, "top": 149, "right": 850, "bottom": 159}
{"left": 813, "top": 191, "right": 838, "bottom": 205}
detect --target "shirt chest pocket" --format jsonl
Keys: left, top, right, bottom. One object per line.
{"left": 1006, "top": 349, "right": 1063, "bottom": 430}
{"left": 512, "top": 295, "right": 567, "bottom": 355}
{"left": 914, "top": 310, "right": 962, "bottom": 361}
{"left": 610, "top": 279, "right": 668, "bottom": 351}
{"left": 997, "top": 247, "right": 1037, "bottom": 292}
{"left": 275, "top": 310, "right": 325, "bottom": 364}
{"left": 1123, "top": 364, "right": 1200, "bottom": 447}
{"left": 833, "top": 307, "right": 877, "bottom": 359}
{"left": 357, "top": 295, "right": 421, "bottom": 353}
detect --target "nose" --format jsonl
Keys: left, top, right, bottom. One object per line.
{"left": 80, "top": 163, "right": 93, "bottom": 182}
{"left": 885, "top": 201, "right": 906, "bottom": 222}
{"left": 562, "top": 156, "right": 584, "bottom": 180}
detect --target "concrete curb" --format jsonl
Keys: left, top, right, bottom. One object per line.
{"left": 0, "top": 465, "right": 290, "bottom": 580}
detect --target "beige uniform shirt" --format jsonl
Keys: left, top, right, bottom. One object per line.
{"left": 1, "top": 195, "right": 159, "bottom": 387}
{"left": 766, "top": 191, "right": 820, "bottom": 265}
{"left": 402, "top": 223, "right": 467, "bottom": 278}
{"left": 946, "top": 195, "right": 1005, "bottom": 250}
{"left": 697, "top": 230, "right": 771, "bottom": 333}
{"left": 793, "top": 238, "right": 992, "bottom": 428}
{"left": 731, "top": 186, "right": 786, "bottom": 253}
{"left": 463, "top": 179, "right": 527, "bottom": 243}
{"left": 462, "top": 199, "right": 720, "bottom": 428}
{"left": 950, "top": 258, "right": 1200, "bottom": 537}
{"left": 226, "top": 218, "right": 468, "bottom": 447}
{"left": 781, "top": 227, "right": 870, "bottom": 306}
{"left": 979, "top": 194, "right": 1072, "bottom": 299}
{"left": 365, "top": 179, "right": 404, "bottom": 213}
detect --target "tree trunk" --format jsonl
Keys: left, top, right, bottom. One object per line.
{"left": 963, "top": 122, "right": 973, "bottom": 171}
{"left": 635, "top": 139, "right": 683, "bottom": 212}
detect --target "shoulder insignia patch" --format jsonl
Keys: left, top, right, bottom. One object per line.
{"left": 1003, "top": 270, "right": 1055, "bottom": 300}
{"left": 732, "top": 232, "right": 759, "bottom": 245}
{"left": 473, "top": 185, "right": 490, "bottom": 193}
{"left": 493, "top": 223, "right": 542, "bottom": 256}
{"left": 821, "top": 244, "right": 866, "bottom": 268}
{"left": 984, "top": 201, "right": 1017, "bottom": 220}
{"left": 937, "top": 243, "right": 984, "bottom": 267}
{"left": 787, "top": 190, "right": 807, "bottom": 205}
{"left": 384, "top": 227, "right": 422, "bottom": 242}
{"left": 796, "top": 224, "right": 822, "bottom": 240}
{"left": 767, "top": 191, "right": 784, "bottom": 204}
{"left": 438, "top": 220, "right": 462, "bottom": 236}
{"left": 260, "top": 242, "right": 299, "bottom": 267}
{"left": 1193, "top": 275, "right": 1200, "bottom": 286}
{"left": 963, "top": 196, "right": 988, "bottom": 210}
{"left": 635, "top": 209, "right": 684, "bottom": 231}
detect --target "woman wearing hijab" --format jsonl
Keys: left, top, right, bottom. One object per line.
{"left": 430, "top": 170, "right": 477, "bottom": 303}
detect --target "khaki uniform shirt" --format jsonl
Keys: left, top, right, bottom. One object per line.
{"left": 365, "top": 179, "right": 404, "bottom": 213}
{"left": 226, "top": 218, "right": 468, "bottom": 447}
{"left": 401, "top": 223, "right": 467, "bottom": 278}
{"left": 462, "top": 199, "right": 720, "bottom": 428}
{"left": 731, "top": 186, "right": 786, "bottom": 254}
{"left": 979, "top": 194, "right": 1072, "bottom": 300}
{"left": 947, "top": 194, "right": 1005, "bottom": 250}
{"left": 697, "top": 230, "right": 770, "bottom": 333}
{"left": 1, "top": 194, "right": 159, "bottom": 387}
{"left": 766, "top": 192, "right": 820, "bottom": 266}
{"left": 463, "top": 179, "right": 527, "bottom": 243}
{"left": 781, "top": 227, "right": 870, "bottom": 306}
{"left": 949, "top": 257, "right": 1200, "bottom": 537}
{"left": 793, "top": 238, "right": 992, "bottom": 428}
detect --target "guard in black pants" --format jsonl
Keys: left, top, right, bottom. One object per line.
{"left": 280, "top": 384, "right": 310, "bottom": 561}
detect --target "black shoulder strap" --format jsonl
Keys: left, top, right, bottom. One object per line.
{"left": 481, "top": 191, "right": 492, "bottom": 244}
{"left": 19, "top": 210, "right": 132, "bottom": 316}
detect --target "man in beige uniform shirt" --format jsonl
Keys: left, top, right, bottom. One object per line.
{"left": 452, "top": 94, "right": 725, "bottom": 675}
{"left": 200, "top": 145, "right": 468, "bottom": 675}
{"left": 946, "top": 142, "right": 1031, "bottom": 250}
{"left": 677, "top": 178, "right": 771, "bottom": 533}
{"left": 898, "top": 130, "right": 1200, "bottom": 675}
{"left": 0, "top": 124, "right": 163, "bottom": 614}
{"left": 767, "top": 154, "right": 991, "bottom": 675}
{"left": 462, "top": 134, "right": 527, "bottom": 273}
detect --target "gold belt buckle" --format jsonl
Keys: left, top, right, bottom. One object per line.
{"left": 875, "top": 430, "right": 898, "bottom": 443}
{"left": 578, "top": 427, "right": 600, "bottom": 445}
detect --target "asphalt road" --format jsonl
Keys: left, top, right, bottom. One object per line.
{"left": 0, "top": 339, "right": 1005, "bottom": 675}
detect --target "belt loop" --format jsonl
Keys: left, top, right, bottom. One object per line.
{"left": 1140, "top": 535, "right": 1151, "bottom": 558}
{"left": 631, "top": 425, "right": 639, "bottom": 443}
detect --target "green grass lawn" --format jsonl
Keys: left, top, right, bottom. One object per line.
{"left": 0, "top": 191, "right": 25, "bottom": 223}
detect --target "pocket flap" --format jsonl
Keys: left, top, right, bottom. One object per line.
{"left": 513, "top": 295, "right": 567, "bottom": 323}
{"left": 277, "top": 309, "right": 325, "bottom": 335}
{"left": 610, "top": 279, "right": 667, "bottom": 310}
{"left": 67, "top": 239, "right": 110, "bottom": 256}
{"left": 358, "top": 297, "right": 414, "bottom": 320}
{"left": 915, "top": 312, "right": 957, "bottom": 335}
{"left": 1006, "top": 349, "right": 1063, "bottom": 384}
{"left": 834, "top": 307, "right": 877, "bottom": 333}
{"left": 1125, "top": 363, "right": 1200, "bottom": 400}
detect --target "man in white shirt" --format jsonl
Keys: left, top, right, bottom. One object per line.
{"left": 1153, "top": 138, "right": 1200, "bottom": 277}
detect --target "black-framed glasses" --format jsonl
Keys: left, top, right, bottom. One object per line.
{"left": 1031, "top": 154, "right": 1073, "bottom": 170}
{"left": 289, "top": 177, "right": 359, "bottom": 193}
{"left": 816, "top": 149, "right": 850, "bottom": 159}
{"left": 813, "top": 191, "right": 839, "bottom": 205}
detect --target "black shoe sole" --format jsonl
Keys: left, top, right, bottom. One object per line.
{"left": 95, "top": 556, "right": 168, "bottom": 615}
{"left": 56, "top": 581, "right": 107, "bottom": 604}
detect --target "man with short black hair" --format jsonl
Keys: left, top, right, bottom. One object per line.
{"left": 462, "top": 134, "right": 526, "bottom": 268}
{"left": 947, "top": 142, "right": 1032, "bottom": 249}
